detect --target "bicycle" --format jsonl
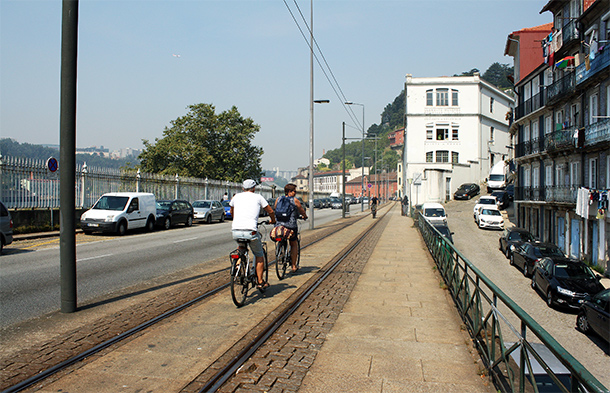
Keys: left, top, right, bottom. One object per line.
{"left": 371, "top": 203, "right": 377, "bottom": 218}
{"left": 274, "top": 220, "right": 302, "bottom": 280}
{"left": 229, "top": 221, "right": 269, "bottom": 307}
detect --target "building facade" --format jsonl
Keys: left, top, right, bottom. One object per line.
{"left": 401, "top": 74, "right": 514, "bottom": 205}
{"left": 508, "top": 0, "right": 609, "bottom": 272}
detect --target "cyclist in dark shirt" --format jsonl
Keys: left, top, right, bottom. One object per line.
{"left": 371, "top": 196, "right": 379, "bottom": 218}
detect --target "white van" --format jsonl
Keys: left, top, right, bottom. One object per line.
{"left": 421, "top": 202, "right": 447, "bottom": 225}
{"left": 80, "top": 192, "right": 156, "bottom": 235}
{"left": 487, "top": 161, "right": 508, "bottom": 192}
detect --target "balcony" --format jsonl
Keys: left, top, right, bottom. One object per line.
{"left": 575, "top": 47, "right": 610, "bottom": 86}
{"left": 518, "top": 186, "right": 544, "bottom": 201}
{"left": 561, "top": 20, "right": 579, "bottom": 47}
{"left": 515, "top": 90, "right": 545, "bottom": 121}
{"left": 544, "top": 126, "right": 577, "bottom": 152}
{"left": 584, "top": 118, "right": 610, "bottom": 146}
{"left": 515, "top": 137, "right": 542, "bottom": 159}
{"left": 546, "top": 72, "right": 575, "bottom": 105}
{"left": 516, "top": 186, "right": 577, "bottom": 204}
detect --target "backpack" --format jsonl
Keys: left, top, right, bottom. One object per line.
{"left": 275, "top": 196, "right": 295, "bottom": 222}
{"left": 270, "top": 225, "right": 295, "bottom": 242}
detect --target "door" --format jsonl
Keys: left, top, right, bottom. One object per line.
{"left": 127, "top": 197, "right": 145, "bottom": 229}
{"left": 591, "top": 221, "right": 599, "bottom": 264}
{"left": 557, "top": 217, "right": 566, "bottom": 253}
{"left": 445, "top": 178, "right": 451, "bottom": 202}
{"left": 570, "top": 219, "right": 580, "bottom": 259}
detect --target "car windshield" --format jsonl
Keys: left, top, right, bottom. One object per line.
{"left": 192, "top": 201, "right": 211, "bottom": 208}
{"left": 221, "top": 200, "right": 230, "bottom": 207}
{"left": 479, "top": 199, "right": 496, "bottom": 205}
{"left": 554, "top": 263, "right": 594, "bottom": 279}
{"left": 156, "top": 201, "right": 172, "bottom": 210}
{"left": 424, "top": 208, "right": 445, "bottom": 217}
{"left": 509, "top": 231, "right": 535, "bottom": 242}
{"left": 489, "top": 174, "right": 505, "bottom": 181}
{"left": 482, "top": 209, "right": 501, "bottom": 216}
{"left": 93, "top": 196, "right": 129, "bottom": 211}
{"left": 534, "top": 246, "right": 564, "bottom": 258}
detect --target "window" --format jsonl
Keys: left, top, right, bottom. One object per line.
{"left": 545, "top": 116, "right": 552, "bottom": 134}
{"left": 545, "top": 165, "right": 553, "bottom": 186}
{"left": 436, "top": 89, "right": 449, "bottom": 106}
{"left": 556, "top": 164, "right": 565, "bottom": 186}
{"left": 524, "top": 167, "right": 531, "bottom": 187}
{"left": 556, "top": 110, "right": 564, "bottom": 130}
{"left": 436, "top": 151, "right": 449, "bottom": 163}
{"left": 603, "top": 11, "right": 610, "bottom": 42}
{"left": 570, "top": 161, "right": 580, "bottom": 186}
{"left": 452, "top": 89, "right": 459, "bottom": 106}
{"left": 532, "top": 121, "right": 538, "bottom": 139}
{"left": 607, "top": 156, "right": 610, "bottom": 188}
{"left": 589, "top": 158, "right": 597, "bottom": 188}
{"left": 524, "top": 124, "right": 530, "bottom": 142}
{"left": 426, "top": 152, "right": 433, "bottom": 162}
{"left": 589, "top": 93, "right": 598, "bottom": 123}
{"left": 490, "top": 127, "right": 495, "bottom": 141}
{"left": 607, "top": 85, "right": 610, "bottom": 116}
{"left": 452, "top": 127, "right": 459, "bottom": 140}
{"left": 571, "top": 103, "right": 580, "bottom": 127}
{"left": 436, "top": 128, "right": 449, "bottom": 140}
{"left": 426, "top": 89, "right": 433, "bottom": 106}
{"left": 533, "top": 166, "right": 540, "bottom": 188}
{"left": 452, "top": 152, "right": 459, "bottom": 163}
{"left": 426, "top": 124, "right": 433, "bottom": 140}
{"left": 490, "top": 97, "right": 494, "bottom": 113}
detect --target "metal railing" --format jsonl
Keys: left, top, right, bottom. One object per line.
{"left": 546, "top": 72, "right": 575, "bottom": 104}
{"left": 584, "top": 118, "right": 610, "bottom": 146}
{"left": 545, "top": 126, "right": 577, "bottom": 152}
{"left": 416, "top": 216, "right": 606, "bottom": 393}
{"left": 0, "top": 156, "right": 273, "bottom": 209}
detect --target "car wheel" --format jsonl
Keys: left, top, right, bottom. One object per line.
{"left": 164, "top": 217, "right": 171, "bottom": 230}
{"left": 146, "top": 217, "right": 155, "bottom": 232}
{"left": 576, "top": 312, "right": 591, "bottom": 333}
{"left": 206, "top": 214, "right": 212, "bottom": 224}
{"left": 546, "top": 290, "right": 555, "bottom": 308}
{"left": 220, "top": 213, "right": 225, "bottom": 223}
{"left": 523, "top": 264, "right": 531, "bottom": 278}
{"left": 83, "top": 230, "right": 94, "bottom": 236}
{"left": 531, "top": 277, "right": 537, "bottom": 290}
{"left": 504, "top": 247, "right": 511, "bottom": 259}
{"left": 117, "top": 221, "right": 127, "bottom": 236}
{"left": 0, "top": 240, "right": 3, "bottom": 255}
{"left": 509, "top": 253, "right": 515, "bottom": 266}
{"left": 186, "top": 215, "right": 193, "bottom": 227}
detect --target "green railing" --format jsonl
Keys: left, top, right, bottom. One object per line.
{"left": 416, "top": 215, "right": 607, "bottom": 393}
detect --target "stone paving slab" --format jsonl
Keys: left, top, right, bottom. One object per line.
{"left": 299, "top": 208, "right": 494, "bottom": 393}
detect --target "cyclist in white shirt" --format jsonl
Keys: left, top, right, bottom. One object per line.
{"left": 230, "top": 179, "right": 276, "bottom": 289}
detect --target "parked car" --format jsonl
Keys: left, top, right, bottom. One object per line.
{"left": 498, "top": 227, "right": 536, "bottom": 258}
{"left": 421, "top": 202, "right": 447, "bottom": 225}
{"left": 577, "top": 288, "right": 609, "bottom": 344}
{"left": 531, "top": 258, "right": 605, "bottom": 309}
{"left": 473, "top": 196, "right": 497, "bottom": 221}
{"left": 453, "top": 183, "right": 480, "bottom": 200}
{"left": 296, "top": 196, "right": 309, "bottom": 209}
{"left": 432, "top": 223, "right": 453, "bottom": 243}
{"left": 221, "top": 200, "right": 232, "bottom": 220}
{"left": 313, "top": 199, "right": 323, "bottom": 209}
{"left": 192, "top": 200, "right": 224, "bottom": 223}
{"left": 0, "top": 201, "right": 14, "bottom": 255}
{"left": 476, "top": 206, "right": 504, "bottom": 230}
{"left": 510, "top": 242, "right": 565, "bottom": 277}
{"left": 505, "top": 183, "right": 514, "bottom": 201}
{"left": 330, "top": 197, "right": 342, "bottom": 209}
{"left": 155, "top": 199, "right": 194, "bottom": 229}
{"left": 81, "top": 192, "right": 156, "bottom": 235}
{"left": 491, "top": 190, "right": 510, "bottom": 209}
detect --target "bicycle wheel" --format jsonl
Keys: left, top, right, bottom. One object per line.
{"left": 230, "top": 256, "right": 248, "bottom": 307}
{"left": 295, "top": 237, "right": 301, "bottom": 269}
{"left": 259, "top": 244, "right": 269, "bottom": 292}
{"left": 275, "top": 242, "right": 288, "bottom": 280}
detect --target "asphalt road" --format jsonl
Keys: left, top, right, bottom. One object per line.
{"left": 0, "top": 207, "right": 345, "bottom": 329}
{"left": 444, "top": 196, "right": 609, "bottom": 389}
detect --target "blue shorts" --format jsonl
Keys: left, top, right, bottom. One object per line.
{"left": 232, "top": 229, "right": 264, "bottom": 258}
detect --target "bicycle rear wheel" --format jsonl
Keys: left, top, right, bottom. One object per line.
{"left": 295, "top": 237, "right": 301, "bottom": 269}
{"left": 259, "top": 244, "right": 269, "bottom": 292}
{"left": 275, "top": 242, "right": 288, "bottom": 280}
{"left": 230, "top": 257, "right": 248, "bottom": 307}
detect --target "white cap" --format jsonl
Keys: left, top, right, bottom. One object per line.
{"left": 242, "top": 179, "right": 256, "bottom": 189}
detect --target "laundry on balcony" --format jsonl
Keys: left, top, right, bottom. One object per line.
{"left": 576, "top": 187, "right": 609, "bottom": 219}
{"left": 555, "top": 56, "right": 575, "bottom": 69}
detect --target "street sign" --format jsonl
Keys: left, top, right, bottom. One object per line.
{"left": 367, "top": 183, "right": 372, "bottom": 188}
{"left": 413, "top": 173, "right": 422, "bottom": 185}
{"left": 46, "top": 157, "right": 58, "bottom": 173}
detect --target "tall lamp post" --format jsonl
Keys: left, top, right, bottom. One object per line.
{"left": 309, "top": 99, "right": 329, "bottom": 230}
{"left": 345, "top": 101, "right": 365, "bottom": 211}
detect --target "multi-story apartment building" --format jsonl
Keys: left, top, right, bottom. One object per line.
{"left": 401, "top": 74, "right": 514, "bottom": 205}
{"left": 508, "top": 0, "right": 609, "bottom": 271}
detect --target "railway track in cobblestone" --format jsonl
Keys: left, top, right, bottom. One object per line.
{"left": 189, "top": 206, "right": 392, "bottom": 393}
{"left": 2, "top": 205, "right": 391, "bottom": 393}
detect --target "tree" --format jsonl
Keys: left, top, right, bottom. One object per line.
{"left": 139, "top": 103, "right": 263, "bottom": 181}
{"left": 482, "top": 62, "right": 514, "bottom": 90}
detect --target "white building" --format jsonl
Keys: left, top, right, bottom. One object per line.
{"left": 401, "top": 73, "right": 514, "bottom": 205}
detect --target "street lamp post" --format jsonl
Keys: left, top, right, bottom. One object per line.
{"left": 345, "top": 101, "right": 365, "bottom": 211}
{"left": 309, "top": 99, "right": 330, "bottom": 230}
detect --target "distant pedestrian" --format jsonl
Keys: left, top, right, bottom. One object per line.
{"left": 223, "top": 192, "right": 229, "bottom": 201}
{"left": 401, "top": 195, "right": 409, "bottom": 216}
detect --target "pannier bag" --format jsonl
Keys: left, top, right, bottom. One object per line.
{"left": 270, "top": 225, "right": 294, "bottom": 242}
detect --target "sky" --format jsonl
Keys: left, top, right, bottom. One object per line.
{"left": 0, "top": 0, "right": 552, "bottom": 173}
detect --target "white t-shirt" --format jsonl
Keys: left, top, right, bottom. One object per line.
{"left": 230, "top": 191, "right": 268, "bottom": 231}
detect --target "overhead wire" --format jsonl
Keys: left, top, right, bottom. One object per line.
{"left": 282, "top": 0, "right": 364, "bottom": 132}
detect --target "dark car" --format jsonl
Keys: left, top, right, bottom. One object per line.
{"left": 510, "top": 242, "right": 565, "bottom": 277}
{"left": 432, "top": 223, "right": 453, "bottom": 243}
{"left": 0, "top": 200, "right": 14, "bottom": 255}
{"left": 453, "top": 183, "right": 480, "bottom": 200}
{"left": 221, "top": 200, "right": 232, "bottom": 220}
{"left": 491, "top": 190, "right": 510, "bottom": 209}
{"left": 499, "top": 227, "right": 536, "bottom": 258}
{"left": 505, "top": 184, "right": 514, "bottom": 201}
{"left": 155, "top": 200, "right": 194, "bottom": 229}
{"left": 296, "top": 196, "right": 309, "bottom": 209}
{"left": 531, "top": 258, "right": 604, "bottom": 309}
{"left": 313, "top": 199, "right": 322, "bottom": 209}
{"left": 577, "top": 288, "right": 609, "bottom": 343}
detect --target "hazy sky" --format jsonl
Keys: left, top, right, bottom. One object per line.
{"left": 1, "top": 0, "right": 550, "bottom": 172}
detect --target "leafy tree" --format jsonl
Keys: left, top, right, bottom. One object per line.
{"left": 454, "top": 68, "right": 480, "bottom": 77}
{"left": 139, "top": 103, "right": 263, "bottom": 181}
{"left": 482, "top": 62, "right": 514, "bottom": 90}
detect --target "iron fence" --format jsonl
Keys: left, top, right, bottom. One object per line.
{"left": 0, "top": 156, "right": 273, "bottom": 209}
{"left": 416, "top": 215, "right": 606, "bottom": 393}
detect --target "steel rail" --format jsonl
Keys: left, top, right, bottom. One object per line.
{"left": 199, "top": 205, "right": 392, "bottom": 392}
{"left": 2, "top": 206, "right": 383, "bottom": 393}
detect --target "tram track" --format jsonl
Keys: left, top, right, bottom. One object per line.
{"left": 2, "top": 205, "right": 391, "bottom": 393}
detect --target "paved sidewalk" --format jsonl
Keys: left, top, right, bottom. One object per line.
{"left": 299, "top": 208, "right": 494, "bottom": 393}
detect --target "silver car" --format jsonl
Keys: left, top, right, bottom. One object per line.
{"left": 1, "top": 201, "right": 14, "bottom": 255}
{"left": 192, "top": 200, "right": 225, "bottom": 224}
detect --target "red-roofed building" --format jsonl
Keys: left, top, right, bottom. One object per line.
{"left": 504, "top": 23, "right": 553, "bottom": 84}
